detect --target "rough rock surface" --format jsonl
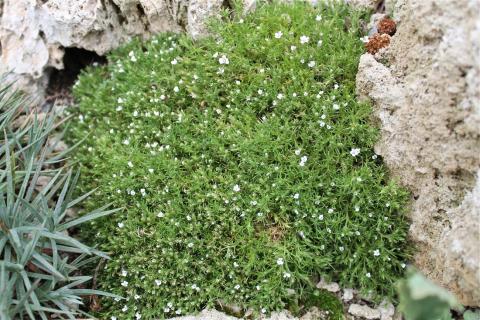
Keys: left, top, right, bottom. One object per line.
{"left": 167, "top": 309, "right": 326, "bottom": 320}
{"left": 356, "top": 0, "right": 480, "bottom": 306}
{"left": 0, "top": 0, "right": 225, "bottom": 97}
{"left": 348, "top": 304, "right": 381, "bottom": 319}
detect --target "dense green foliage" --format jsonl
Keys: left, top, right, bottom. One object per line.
{"left": 0, "top": 82, "right": 119, "bottom": 319}
{"left": 69, "top": 1, "right": 410, "bottom": 318}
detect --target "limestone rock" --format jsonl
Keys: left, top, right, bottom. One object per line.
{"left": 0, "top": 0, "right": 224, "bottom": 98}
{"left": 342, "top": 288, "right": 355, "bottom": 302}
{"left": 348, "top": 304, "right": 381, "bottom": 319}
{"left": 316, "top": 278, "right": 341, "bottom": 292}
{"left": 378, "top": 300, "right": 395, "bottom": 320}
{"left": 356, "top": 0, "right": 480, "bottom": 306}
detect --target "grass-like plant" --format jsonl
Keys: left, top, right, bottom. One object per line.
{"left": 69, "top": 1, "right": 411, "bottom": 318}
{"left": 0, "top": 81, "right": 120, "bottom": 319}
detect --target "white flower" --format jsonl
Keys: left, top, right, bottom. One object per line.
{"left": 122, "top": 305, "right": 128, "bottom": 312}
{"left": 319, "top": 214, "right": 324, "bottom": 220}
{"left": 155, "top": 279, "right": 162, "bottom": 286}
{"left": 160, "top": 94, "right": 166, "bottom": 100}
{"left": 295, "top": 149, "right": 301, "bottom": 155}
{"left": 174, "top": 86, "right": 179, "bottom": 93}
{"left": 218, "top": 55, "right": 229, "bottom": 65}
{"left": 171, "top": 58, "right": 178, "bottom": 65}
{"left": 274, "top": 31, "right": 283, "bottom": 39}
{"left": 300, "top": 35, "right": 310, "bottom": 44}
{"left": 317, "top": 40, "right": 323, "bottom": 47}
{"left": 111, "top": 317, "right": 118, "bottom": 320}
{"left": 187, "top": 242, "right": 194, "bottom": 248}
{"left": 116, "top": 106, "right": 123, "bottom": 111}
{"left": 290, "top": 45, "right": 297, "bottom": 51}
{"left": 121, "top": 269, "right": 128, "bottom": 277}
{"left": 350, "top": 148, "right": 361, "bottom": 157}
{"left": 366, "top": 272, "right": 371, "bottom": 278}
{"left": 123, "top": 139, "right": 130, "bottom": 145}
{"left": 121, "top": 280, "right": 128, "bottom": 287}
{"left": 339, "top": 246, "right": 344, "bottom": 252}
{"left": 277, "top": 93, "right": 284, "bottom": 100}
{"left": 118, "top": 222, "right": 125, "bottom": 228}
{"left": 148, "top": 168, "right": 154, "bottom": 173}
{"left": 299, "top": 155, "right": 308, "bottom": 166}
{"left": 283, "top": 272, "right": 291, "bottom": 279}
{"left": 316, "top": 15, "right": 322, "bottom": 21}
{"left": 328, "top": 208, "right": 334, "bottom": 214}
{"left": 276, "top": 258, "right": 284, "bottom": 266}
{"left": 234, "top": 284, "right": 241, "bottom": 290}
{"left": 373, "top": 249, "right": 380, "bottom": 257}
{"left": 128, "top": 161, "right": 133, "bottom": 168}
{"left": 135, "top": 312, "right": 142, "bottom": 319}
{"left": 233, "top": 184, "right": 241, "bottom": 192}
{"left": 134, "top": 294, "right": 140, "bottom": 300}
{"left": 293, "top": 193, "right": 300, "bottom": 199}
{"left": 401, "top": 263, "right": 406, "bottom": 269}
{"left": 308, "top": 60, "right": 316, "bottom": 68}
{"left": 360, "top": 36, "right": 370, "bottom": 43}
{"left": 333, "top": 103, "right": 340, "bottom": 110}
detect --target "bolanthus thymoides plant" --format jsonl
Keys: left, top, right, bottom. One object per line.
{"left": 69, "top": 1, "right": 411, "bottom": 319}
{"left": 0, "top": 81, "right": 119, "bottom": 319}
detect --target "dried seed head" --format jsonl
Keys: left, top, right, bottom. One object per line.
{"left": 377, "top": 17, "right": 396, "bottom": 36}
{"left": 365, "top": 34, "right": 391, "bottom": 54}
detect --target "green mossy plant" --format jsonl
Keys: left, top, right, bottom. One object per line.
{"left": 69, "top": 1, "right": 410, "bottom": 319}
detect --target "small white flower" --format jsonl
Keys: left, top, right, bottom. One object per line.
{"left": 171, "top": 58, "right": 178, "bottom": 65}
{"left": 274, "top": 31, "right": 283, "bottom": 39}
{"left": 218, "top": 55, "right": 229, "bottom": 65}
{"left": 122, "top": 305, "right": 128, "bottom": 312}
{"left": 300, "top": 35, "right": 310, "bottom": 44}
{"left": 350, "top": 148, "right": 361, "bottom": 157}
{"left": 135, "top": 312, "right": 142, "bottom": 319}
{"left": 339, "top": 246, "right": 344, "bottom": 252}
{"left": 401, "top": 263, "right": 406, "bottom": 268}
{"left": 233, "top": 184, "right": 241, "bottom": 192}
{"left": 155, "top": 279, "right": 162, "bottom": 286}
{"left": 333, "top": 103, "right": 340, "bottom": 110}
{"left": 134, "top": 294, "right": 140, "bottom": 300}
{"left": 317, "top": 40, "right": 323, "bottom": 47}
{"left": 121, "top": 280, "right": 128, "bottom": 287}
{"left": 123, "top": 139, "right": 130, "bottom": 145}
{"left": 293, "top": 193, "right": 300, "bottom": 199}
{"left": 328, "top": 208, "right": 334, "bottom": 214}
{"left": 234, "top": 284, "right": 241, "bottom": 290}
{"left": 373, "top": 249, "right": 380, "bottom": 257}
{"left": 290, "top": 45, "right": 297, "bottom": 51}
{"left": 319, "top": 214, "right": 324, "bottom": 221}
{"left": 121, "top": 269, "right": 128, "bottom": 277}
{"left": 308, "top": 60, "right": 316, "bottom": 68}
{"left": 118, "top": 222, "right": 125, "bottom": 228}
{"left": 366, "top": 272, "right": 371, "bottom": 278}
{"left": 277, "top": 93, "right": 284, "bottom": 100}
{"left": 128, "top": 161, "right": 133, "bottom": 168}
{"left": 283, "top": 272, "right": 291, "bottom": 279}
{"left": 174, "top": 86, "right": 179, "bottom": 93}
{"left": 187, "top": 242, "right": 194, "bottom": 248}
{"left": 360, "top": 36, "right": 370, "bottom": 43}
{"left": 276, "top": 258, "right": 284, "bottom": 266}
{"left": 316, "top": 15, "right": 322, "bottom": 21}
{"left": 148, "top": 168, "right": 154, "bottom": 173}
{"left": 160, "top": 94, "right": 166, "bottom": 100}
{"left": 111, "top": 317, "right": 118, "bottom": 320}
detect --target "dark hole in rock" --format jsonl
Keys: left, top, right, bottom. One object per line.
{"left": 47, "top": 47, "right": 106, "bottom": 95}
